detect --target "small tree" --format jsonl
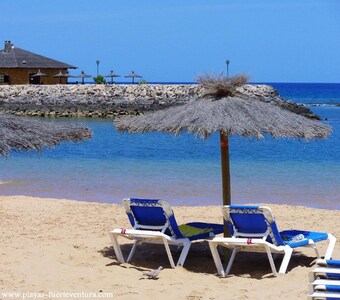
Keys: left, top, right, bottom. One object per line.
{"left": 93, "top": 75, "right": 106, "bottom": 84}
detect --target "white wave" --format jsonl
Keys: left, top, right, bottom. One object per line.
{"left": 304, "top": 103, "right": 340, "bottom": 107}
{"left": 0, "top": 180, "right": 12, "bottom": 185}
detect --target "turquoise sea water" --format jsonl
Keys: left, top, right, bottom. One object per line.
{"left": 0, "top": 83, "right": 339, "bottom": 209}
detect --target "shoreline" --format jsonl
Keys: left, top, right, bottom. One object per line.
{"left": 1, "top": 189, "right": 339, "bottom": 211}
{"left": 1, "top": 195, "right": 339, "bottom": 299}
{"left": 1, "top": 193, "right": 339, "bottom": 211}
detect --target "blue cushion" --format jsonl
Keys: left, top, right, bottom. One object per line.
{"left": 324, "top": 285, "right": 340, "bottom": 292}
{"left": 131, "top": 205, "right": 167, "bottom": 226}
{"left": 326, "top": 260, "right": 340, "bottom": 267}
{"left": 127, "top": 198, "right": 223, "bottom": 240}
{"left": 229, "top": 205, "right": 259, "bottom": 210}
{"left": 325, "top": 273, "right": 340, "bottom": 280}
{"left": 280, "top": 230, "right": 328, "bottom": 248}
{"left": 230, "top": 213, "right": 268, "bottom": 234}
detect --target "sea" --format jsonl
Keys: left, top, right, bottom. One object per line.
{"left": 0, "top": 83, "right": 339, "bottom": 209}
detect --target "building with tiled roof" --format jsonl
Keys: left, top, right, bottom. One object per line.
{"left": 0, "top": 41, "right": 76, "bottom": 84}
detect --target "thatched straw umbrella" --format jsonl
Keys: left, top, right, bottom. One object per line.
{"left": 54, "top": 70, "right": 65, "bottom": 84}
{"left": 0, "top": 113, "right": 92, "bottom": 157}
{"left": 74, "top": 70, "right": 92, "bottom": 84}
{"left": 125, "top": 71, "right": 142, "bottom": 84}
{"left": 105, "top": 71, "right": 120, "bottom": 84}
{"left": 54, "top": 70, "right": 73, "bottom": 84}
{"left": 31, "top": 69, "right": 47, "bottom": 84}
{"left": 31, "top": 69, "right": 47, "bottom": 78}
{"left": 115, "top": 74, "right": 331, "bottom": 210}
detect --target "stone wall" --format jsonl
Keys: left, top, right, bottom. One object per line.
{"left": 0, "top": 83, "right": 319, "bottom": 119}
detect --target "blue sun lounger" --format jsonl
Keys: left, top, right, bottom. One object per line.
{"left": 308, "top": 259, "right": 340, "bottom": 299}
{"left": 109, "top": 198, "right": 224, "bottom": 268}
{"left": 208, "top": 205, "right": 336, "bottom": 277}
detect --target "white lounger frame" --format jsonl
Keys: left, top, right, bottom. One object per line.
{"left": 208, "top": 206, "right": 336, "bottom": 277}
{"left": 209, "top": 237, "right": 293, "bottom": 276}
{"left": 110, "top": 198, "right": 220, "bottom": 268}
{"left": 109, "top": 228, "right": 191, "bottom": 268}
{"left": 209, "top": 234, "right": 336, "bottom": 277}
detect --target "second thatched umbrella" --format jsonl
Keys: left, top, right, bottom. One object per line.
{"left": 105, "top": 71, "right": 120, "bottom": 84}
{"left": 114, "top": 75, "right": 331, "bottom": 208}
{"left": 125, "top": 71, "right": 142, "bottom": 84}
{"left": 0, "top": 113, "right": 92, "bottom": 157}
{"left": 31, "top": 69, "right": 47, "bottom": 84}
{"left": 31, "top": 69, "right": 47, "bottom": 77}
{"left": 54, "top": 70, "right": 73, "bottom": 84}
{"left": 74, "top": 70, "right": 92, "bottom": 84}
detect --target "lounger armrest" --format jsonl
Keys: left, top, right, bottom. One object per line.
{"left": 111, "top": 228, "right": 165, "bottom": 237}
{"left": 311, "top": 267, "right": 340, "bottom": 274}
{"left": 311, "top": 279, "right": 340, "bottom": 286}
{"left": 110, "top": 228, "right": 187, "bottom": 243}
{"left": 211, "top": 237, "right": 264, "bottom": 243}
{"left": 210, "top": 236, "right": 280, "bottom": 246}
{"left": 309, "top": 266, "right": 340, "bottom": 282}
{"left": 308, "top": 290, "right": 340, "bottom": 299}
{"left": 317, "top": 258, "right": 340, "bottom": 267}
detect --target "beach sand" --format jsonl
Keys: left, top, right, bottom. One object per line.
{"left": 1, "top": 196, "right": 339, "bottom": 299}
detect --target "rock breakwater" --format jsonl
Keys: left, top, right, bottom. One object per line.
{"left": 0, "top": 84, "right": 319, "bottom": 119}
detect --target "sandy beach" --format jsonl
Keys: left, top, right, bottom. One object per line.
{"left": 0, "top": 196, "right": 339, "bottom": 299}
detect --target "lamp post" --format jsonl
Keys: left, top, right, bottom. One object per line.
{"left": 96, "top": 60, "right": 100, "bottom": 76}
{"left": 225, "top": 59, "right": 230, "bottom": 77}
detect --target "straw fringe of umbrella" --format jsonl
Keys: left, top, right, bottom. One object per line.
{"left": 0, "top": 113, "right": 92, "bottom": 157}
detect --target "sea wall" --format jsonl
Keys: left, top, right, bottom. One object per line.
{"left": 0, "top": 84, "right": 318, "bottom": 119}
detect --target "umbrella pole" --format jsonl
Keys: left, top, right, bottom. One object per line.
{"left": 220, "top": 131, "right": 231, "bottom": 238}
{"left": 220, "top": 131, "right": 231, "bottom": 206}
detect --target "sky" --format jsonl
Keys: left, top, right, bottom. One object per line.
{"left": 1, "top": 0, "right": 340, "bottom": 83}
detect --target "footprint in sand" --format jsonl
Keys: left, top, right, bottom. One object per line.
{"left": 186, "top": 291, "right": 204, "bottom": 300}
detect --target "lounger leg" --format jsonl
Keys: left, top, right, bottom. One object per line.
{"left": 127, "top": 240, "right": 139, "bottom": 262}
{"left": 208, "top": 241, "right": 226, "bottom": 277}
{"left": 309, "top": 243, "right": 320, "bottom": 259}
{"left": 264, "top": 245, "right": 277, "bottom": 276}
{"left": 278, "top": 247, "right": 293, "bottom": 275}
{"left": 162, "top": 237, "right": 176, "bottom": 268}
{"left": 308, "top": 284, "right": 316, "bottom": 296}
{"left": 308, "top": 271, "right": 316, "bottom": 283}
{"left": 225, "top": 247, "right": 238, "bottom": 276}
{"left": 177, "top": 241, "right": 191, "bottom": 267}
{"left": 325, "top": 233, "right": 336, "bottom": 259}
{"left": 109, "top": 232, "right": 125, "bottom": 263}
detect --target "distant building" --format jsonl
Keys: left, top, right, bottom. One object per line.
{"left": 0, "top": 41, "right": 76, "bottom": 85}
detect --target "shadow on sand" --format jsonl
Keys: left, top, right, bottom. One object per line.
{"left": 99, "top": 241, "right": 316, "bottom": 279}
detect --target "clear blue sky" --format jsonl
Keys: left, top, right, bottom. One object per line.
{"left": 1, "top": 0, "right": 340, "bottom": 83}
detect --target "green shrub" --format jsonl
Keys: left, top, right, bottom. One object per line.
{"left": 93, "top": 75, "right": 106, "bottom": 84}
